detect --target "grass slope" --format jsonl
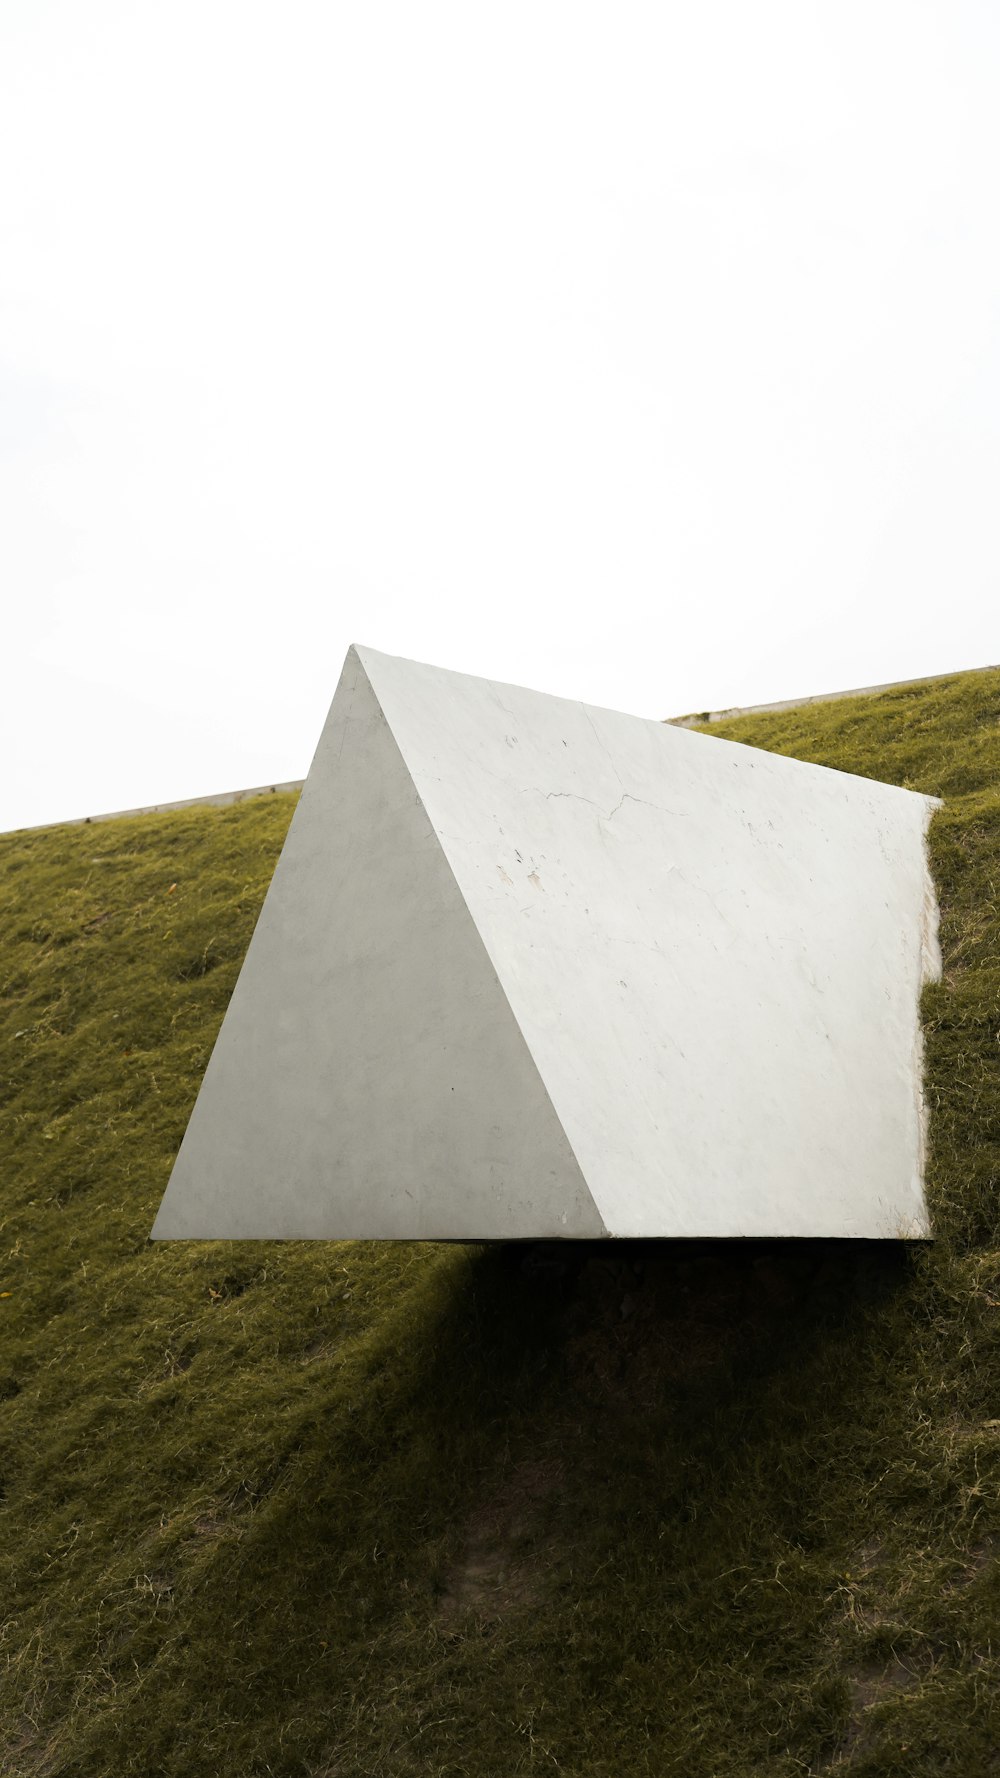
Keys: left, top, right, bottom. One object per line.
{"left": 2, "top": 669, "right": 1000, "bottom": 1777}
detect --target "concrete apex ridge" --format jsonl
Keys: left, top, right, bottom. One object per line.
{"left": 153, "top": 643, "right": 939, "bottom": 1244}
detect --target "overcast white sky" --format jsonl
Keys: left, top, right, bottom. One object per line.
{"left": 2, "top": 1, "right": 998, "bottom": 831}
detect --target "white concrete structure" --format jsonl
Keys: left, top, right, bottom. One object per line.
{"left": 151, "top": 646, "right": 941, "bottom": 1243}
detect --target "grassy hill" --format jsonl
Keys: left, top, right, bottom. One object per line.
{"left": 2, "top": 668, "right": 1000, "bottom": 1777}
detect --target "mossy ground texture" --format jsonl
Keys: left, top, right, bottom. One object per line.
{"left": 3, "top": 669, "right": 1000, "bottom": 1777}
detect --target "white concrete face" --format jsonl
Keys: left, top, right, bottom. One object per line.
{"left": 152, "top": 645, "right": 941, "bottom": 1243}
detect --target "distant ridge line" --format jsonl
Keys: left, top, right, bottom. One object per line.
{"left": 10, "top": 662, "right": 996, "bottom": 835}
{"left": 14, "top": 780, "right": 306, "bottom": 836}
{"left": 667, "top": 662, "right": 997, "bottom": 729}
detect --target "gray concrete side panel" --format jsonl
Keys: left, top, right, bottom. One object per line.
{"left": 151, "top": 649, "right": 603, "bottom": 1241}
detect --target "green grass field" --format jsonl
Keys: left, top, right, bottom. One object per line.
{"left": 3, "top": 668, "right": 1000, "bottom": 1777}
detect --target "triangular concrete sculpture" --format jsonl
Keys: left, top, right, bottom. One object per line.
{"left": 152, "top": 646, "right": 941, "bottom": 1243}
